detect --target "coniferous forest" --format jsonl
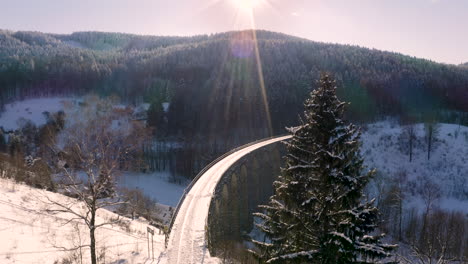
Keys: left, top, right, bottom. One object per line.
{"left": 1, "top": 30, "right": 468, "bottom": 132}
{"left": 2, "top": 30, "right": 468, "bottom": 180}
{"left": 1, "top": 28, "right": 467, "bottom": 264}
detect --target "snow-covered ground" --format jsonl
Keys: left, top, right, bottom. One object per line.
{"left": 361, "top": 121, "right": 468, "bottom": 213}
{"left": 0, "top": 98, "right": 72, "bottom": 131}
{"left": 1, "top": 97, "right": 466, "bottom": 263}
{"left": 0, "top": 97, "right": 157, "bottom": 132}
{"left": 119, "top": 171, "right": 186, "bottom": 207}
{"left": 0, "top": 178, "right": 165, "bottom": 264}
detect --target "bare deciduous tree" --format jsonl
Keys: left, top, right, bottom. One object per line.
{"left": 118, "top": 187, "right": 159, "bottom": 221}
{"left": 401, "top": 210, "right": 466, "bottom": 264}
{"left": 420, "top": 179, "right": 441, "bottom": 223}
{"left": 44, "top": 96, "right": 150, "bottom": 264}
{"left": 392, "top": 171, "right": 407, "bottom": 241}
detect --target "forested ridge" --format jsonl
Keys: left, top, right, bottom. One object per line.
{"left": 1, "top": 27, "right": 467, "bottom": 264}
{"left": 1, "top": 29, "right": 468, "bottom": 142}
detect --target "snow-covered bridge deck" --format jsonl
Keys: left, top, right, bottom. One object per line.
{"left": 162, "top": 135, "right": 291, "bottom": 264}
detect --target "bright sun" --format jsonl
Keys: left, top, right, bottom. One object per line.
{"left": 231, "top": 0, "right": 263, "bottom": 11}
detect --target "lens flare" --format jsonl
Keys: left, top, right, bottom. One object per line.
{"left": 199, "top": 0, "right": 275, "bottom": 138}
{"left": 230, "top": 34, "right": 255, "bottom": 58}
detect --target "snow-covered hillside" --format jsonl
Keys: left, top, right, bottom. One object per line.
{"left": 0, "top": 178, "right": 165, "bottom": 264}
{"left": 361, "top": 121, "right": 468, "bottom": 213}
{"left": 0, "top": 98, "right": 71, "bottom": 131}
{"left": 0, "top": 97, "right": 150, "bottom": 132}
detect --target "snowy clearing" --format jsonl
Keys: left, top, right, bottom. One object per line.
{"left": 119, "top": 171, "right": 186, "bottom": 207}
{"left": 0, "top": 178, "right": 165, "bottom": 264}
{"left": 362, "top": 121, "right": 468, "bottom": 213}
{"left": 0, "top": 98, "right": 71, "bottom": 131}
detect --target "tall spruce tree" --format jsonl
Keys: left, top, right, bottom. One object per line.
{"left": 252, "top": 74, "right": 395, "bottom": 264}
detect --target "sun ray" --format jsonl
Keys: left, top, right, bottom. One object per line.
{"left": 200, "top": 0, "right": 275, "bottom": 139}
{"left": 247, "top": 10, "right": 273, "bottom": 136}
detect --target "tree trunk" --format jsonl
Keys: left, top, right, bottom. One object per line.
{"left": 427, "top": 125, "right": 432, "bottom": 160}
{"left": 409, "top": 128, "right": 414, "bottom": 162}
{"left": 409, "top": 139, "right": 413, "bottom": 162}
{"left": 398, "top": 194, "right": 402, "bottom": 241}
{"left": 90, "top": 210, "right": 97, "bottom": 264}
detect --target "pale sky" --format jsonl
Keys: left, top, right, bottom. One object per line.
{"left": 0, "top": 0, "right": 467, "bottom": 64}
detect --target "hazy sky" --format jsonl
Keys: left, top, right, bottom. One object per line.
{"left": 1, "top": 0, "right": 467, "bottom": 64}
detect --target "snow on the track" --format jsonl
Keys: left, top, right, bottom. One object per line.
{"left": 162, "top": 136, "right": 291, "bottom": 264}
{"left": 0, "top": 178, "right": 165, "bottom": 264}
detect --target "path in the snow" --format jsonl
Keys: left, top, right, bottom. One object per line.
{"left": 163, "top": 136, "right": 291, "bottom": 264}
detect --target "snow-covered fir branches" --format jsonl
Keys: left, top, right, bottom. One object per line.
{"left": 251, "top": 73, "right": 396, "bottom": 264}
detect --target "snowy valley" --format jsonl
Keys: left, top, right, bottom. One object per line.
{"left": 0, "top": 97, "right": 467, "bottom": 263}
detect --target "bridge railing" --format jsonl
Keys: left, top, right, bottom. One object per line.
{"left": 165, "top": 134, "right": 289, "bottom": 247}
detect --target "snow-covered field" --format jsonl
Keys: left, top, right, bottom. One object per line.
{"left": 0, "top": 97, "right": 148, "bottom": 132}
{"left": 0, "top": 178, "right": 165, "bottom": 264}
{"left": 0, "top": 98, "right": 72, "bottom": 131}
{"left": 119, "top": 172, "right": 186, "bottom": 207}
{"left": 362, "top": 121, "right": 468, "bottom": 213}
